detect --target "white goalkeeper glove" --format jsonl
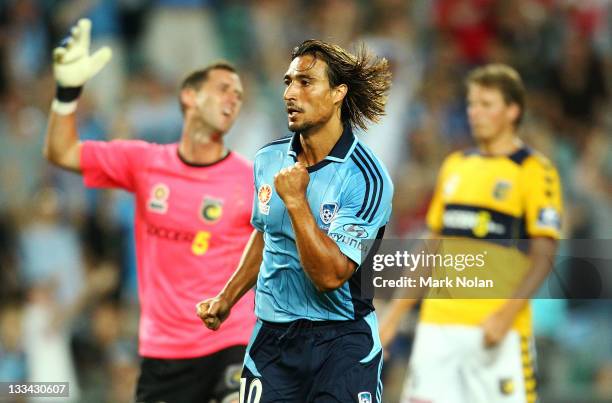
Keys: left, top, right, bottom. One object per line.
{"left": 52, "top": 18, "right": 112, "bottom": 114}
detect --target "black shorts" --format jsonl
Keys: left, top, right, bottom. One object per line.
{"left": 241, "top": 314, "right": 383, "bottom": 402}
{"left": 136, "top": 345, "right": 246, "bottom": 403}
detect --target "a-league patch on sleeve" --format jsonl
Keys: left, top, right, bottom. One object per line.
{"left": 258, "top": 184, "right": 272, "bottom": 215}
{"left": 536, "top": 207, "right": 561, "bottom": 230}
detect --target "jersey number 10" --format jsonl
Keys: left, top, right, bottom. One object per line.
{"left": 240, "top": 378, "right": 262, "bottom": 403}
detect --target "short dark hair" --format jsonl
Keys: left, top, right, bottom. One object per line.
{"left": 466, "top": 63, "right": 525, "bottom": 126}
{"left": 291, "top": 40, "right": 392, "bottom": 131}
{"left": 179, "top": 61, "right": 237, "bottom": 113}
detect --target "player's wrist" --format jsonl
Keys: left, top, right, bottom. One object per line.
{"left": 217, "top": 290, "right": 237, "bottom": 309}
{"left": 55, "top": 84, "right": 83, "bottom": 103}
{"left": 498, "top": 300, "right": 524, "bottom": 321}
{"left": 283, "top": 195, "right": 308, "bottom": 211}
{"left": 51, "top": 99, "right": 78, "bottom": 115}
{"left": 52, "top": 85, "right": 83, "bottom": 115}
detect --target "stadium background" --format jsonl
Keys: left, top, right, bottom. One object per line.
{"left": 0, "top": 0, "right": 610, "bottom": 402}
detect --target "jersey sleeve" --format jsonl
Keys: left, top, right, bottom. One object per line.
{"left": 327, "top": 172, "right": 393, "bottom": 265}
{"left": 80, "top": 140, "right": 151, "bottom": 192}
{"left": 250, "top": 156, "right": 265, "bottom": 232}
{"left": 426, "top": 152, "right": 460, "bottom": 233}
{"left": 521, "top": 155, "right": 563, "bottom": 239}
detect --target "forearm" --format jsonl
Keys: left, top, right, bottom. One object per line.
{"left": 381, "top": 298, "right": 418, "bottom": 328}
{"left": 44, "top": 108, "right": 82, "bottom": 172}
{"left": 500, "top": 237, "right": 558, "bottom": 317}
{"left": 378, "top": 298, "right": 419, "bottom": 346}
{"left": 219, "top": 230, "right": 264, "bottom": 306}
{"left": 46, "top": 18, "right": 112, "bottom": 172}
{"left": 286, "top": 198, "right": 352, "bottom": 291}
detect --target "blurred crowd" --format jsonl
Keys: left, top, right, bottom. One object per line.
{"left": 0, "top": 0, "right": 610, "bottom": 402}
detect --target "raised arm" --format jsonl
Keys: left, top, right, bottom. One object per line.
{"left": 44, "top": 18, "right": 111, "bottom": 172}
{"left": 45, "top": 104, "right": 82, "bottom": 172}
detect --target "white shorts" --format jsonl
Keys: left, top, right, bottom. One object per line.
{"left": 400, "top": 323, "right": 537, "bottom": 403}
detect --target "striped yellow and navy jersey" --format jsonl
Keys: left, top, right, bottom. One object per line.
{"left": 421, "top": 146, "right": 563, "bottom": 335}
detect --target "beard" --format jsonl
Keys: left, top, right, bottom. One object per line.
{"left": 288, "top": 120, "right": 315, "bottom": 133}
{"left": 287, "top": 106, "right": 335, "bottom": 134}
{"left": 288, "top": 115, "right": 328, "bottom": 134}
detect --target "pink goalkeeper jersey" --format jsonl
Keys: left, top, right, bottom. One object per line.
{"left": 81, "top": 140, "right": 255, "bottom": 358}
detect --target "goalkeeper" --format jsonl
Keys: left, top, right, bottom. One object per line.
{"left": 45, "top": 19, "right": 255, "bottom": 403}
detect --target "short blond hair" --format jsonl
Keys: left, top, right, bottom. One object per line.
{"left": 466, "top": 63, "right": 525, "bottom": 126}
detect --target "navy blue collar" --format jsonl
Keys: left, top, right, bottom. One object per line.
{"left": 287, "top": 125, "right": 357, "bottom": 164}
{"left": 464, "top": 146, "right": 531, "bottom": 165}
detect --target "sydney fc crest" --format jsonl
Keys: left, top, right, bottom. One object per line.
{"left": 320, "top": 202, "right": 339, "bottom": 225}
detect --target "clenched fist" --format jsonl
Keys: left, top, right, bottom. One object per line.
{"left": 274, "top": 162, "right": 309, "bottom": 207}
{"left": 196, "top": 296, "right": 231, "bottom": 331}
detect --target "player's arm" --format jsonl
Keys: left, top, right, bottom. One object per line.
{"left": 45, "top": 103, "right": 82, "bottom": 172}
{"left": 379, "top": 298, "right": 418, "bottom": 348}
{"left": 288, "top": 200, "right": 356, "bottom": 292}
{"left": 44, "top": 19, "right": 111, "bottom": 172}
{"left": 482, "top": 237, "right": 557, "bottom": 347}
{"left": 275, "top": 162, "right": 356, "bottom": 292}
{"left": 197, "top": 229, "right": 264, "bottom": 330}
{"left": 483, "top": 156, "right": 562, "bottom": 347}
{"left": 379, "top": 233, "right": 439, "bottom": 348}
{"left": 379, "top": 155, "right": 451, "bottom": 347}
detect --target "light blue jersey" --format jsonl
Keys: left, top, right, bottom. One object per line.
{"left": 251, "top": 125, "right": 393, "bottom": 322}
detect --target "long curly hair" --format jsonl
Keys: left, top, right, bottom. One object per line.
{"left": 291, "top": 40, "right": 392, "bottom": 131}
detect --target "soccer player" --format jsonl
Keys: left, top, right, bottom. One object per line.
{"left": 197, "top": 40, "right": 393, "bottom": 402}
{"left": 379, "top": 64, "right": 563, "bottom": 403}
{"left": 45, "top": 19, "right": 255, "bottom": 403}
